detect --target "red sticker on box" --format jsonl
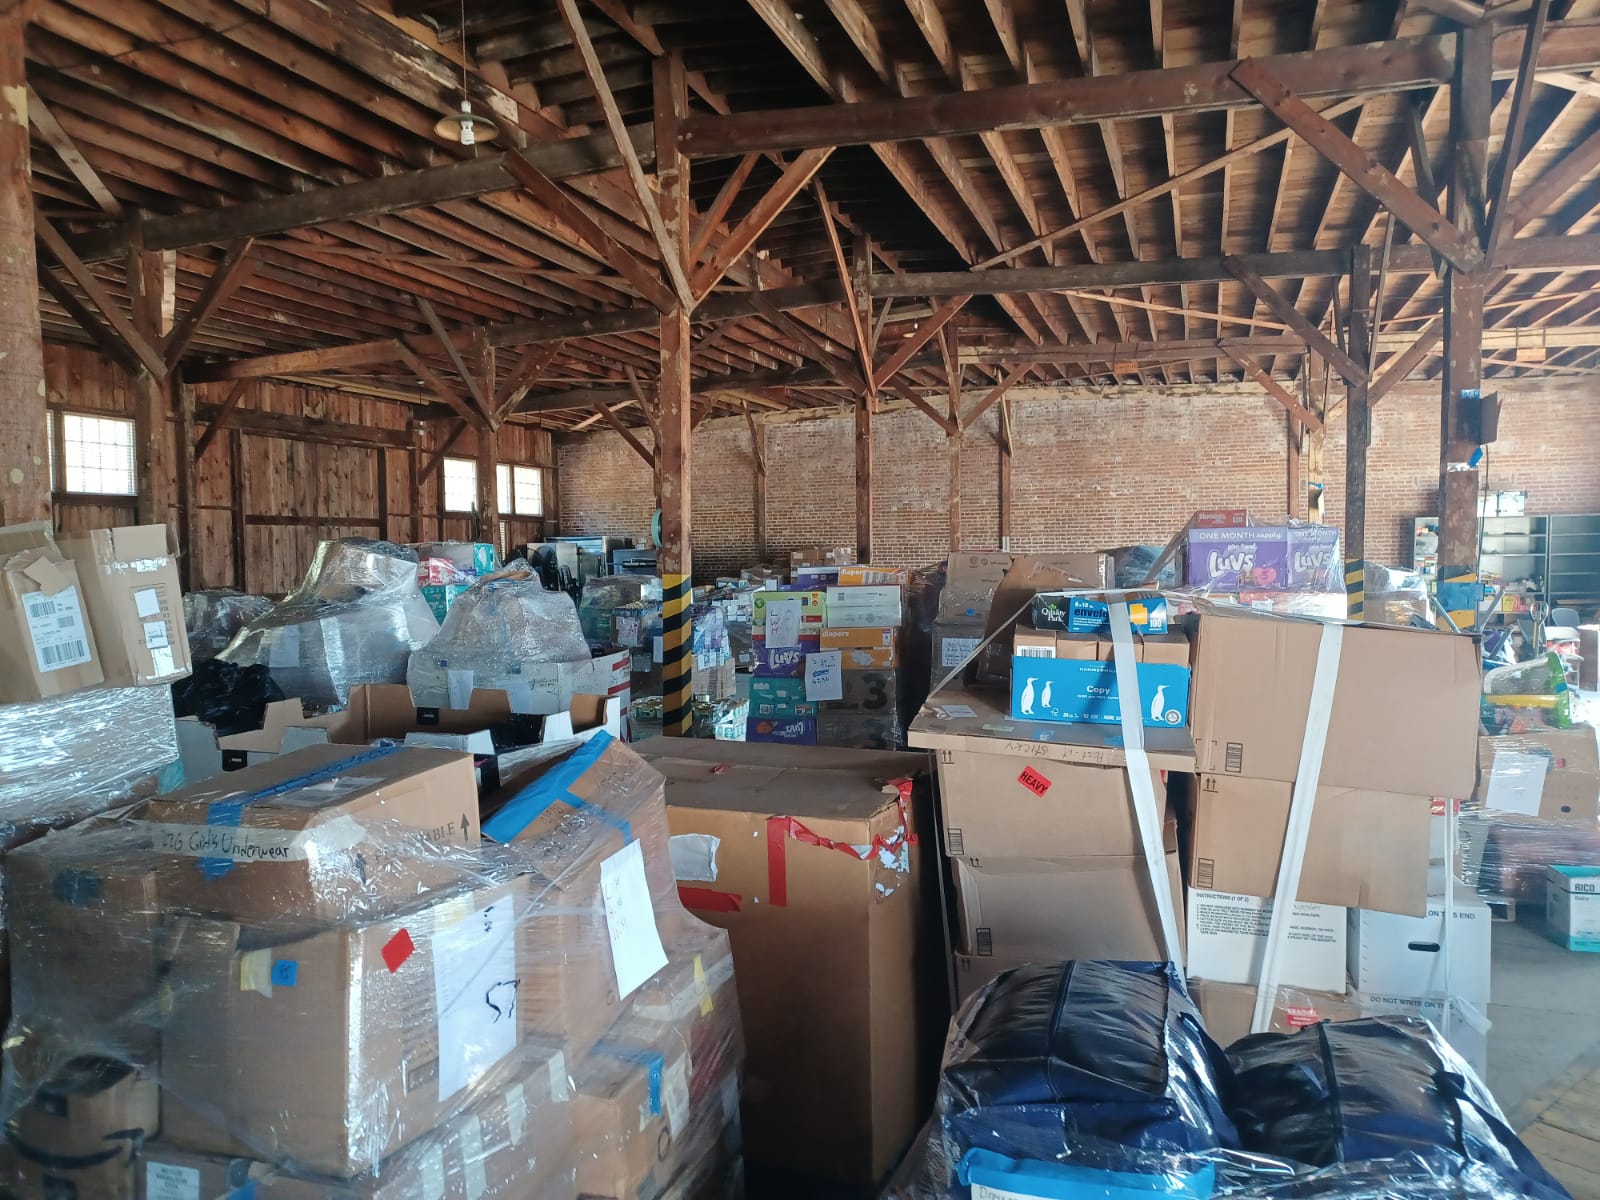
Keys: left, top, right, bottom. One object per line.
{"left": 381, "top": 929, "right": 415, "bottom": 973}
{"left": 1017, "top": 767, "right": 1051, "bottom": 797}
{"left": 1285, "top": 1005, "right": 1322, "bottom": 1028}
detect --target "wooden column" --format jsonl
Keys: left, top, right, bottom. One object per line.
{"left": 0, "top": 8, "right": 51, "bottom": 526}
{"left": 947, "top": 369, "right": 962, "bottom": 556}
{"left": 854, "top": 234, "right": 874, "bottom": 563}
{"left": 1440, "top": 25, "right": 1492, "bottom": 629}
{"left": 175, "top": 372, "right": 197, "bottom": 588}
{"left": 128, "top": 243, "right": 177, "bottom": 531}
{"left": 1344, "top": 247, "right": 1373, "bottom": 619}
{"left": 745, "top": 408, "right": 766, "bottom": 564}
{"left": 1286, "top": 413, "right": 1301, "bottom": 519}
{"left": 229, "top": 427, "right": 247, "bottom": 591}
{"left": 407, "top": 419, "right": 423, "bottom": 542}
{"left": 997, "top": 399, "right": 1013, "bottom": 551}
{"left": 1305, "top": 355, "right": 1328, "bottom": 522}
{"left": 655, "top": 54, "right": 694, "bottom": 737}
{"left": 476, "top": 423, "right": 500, "bottom": 549}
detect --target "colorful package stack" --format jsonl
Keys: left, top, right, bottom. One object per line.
{"left": 412, "top": 541, "right": 499, "bottom": 622}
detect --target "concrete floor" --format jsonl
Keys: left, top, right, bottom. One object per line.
{"left": 1491, "top": 919, "right": 1600, "bottom": 1120}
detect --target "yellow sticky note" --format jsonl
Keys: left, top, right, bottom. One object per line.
{"left": 239, "top": 948, "right": 274, "bottom": 996}
{"left": 694, "top": 954, "right": 713, "bottom": 1016}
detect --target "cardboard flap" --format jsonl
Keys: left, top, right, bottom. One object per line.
{"left": 20, "top": 553, "right": 69, "bottom": 594}
{"left": 0, "top": 520, "right": 56, "bottom": 562}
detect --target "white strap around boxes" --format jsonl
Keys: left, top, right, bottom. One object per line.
{"left": 1107, "top": 599, "right": 1186, "bottom": 973}
{"left": 1251, "top": 622, "right": 1343, "bottom": 1034}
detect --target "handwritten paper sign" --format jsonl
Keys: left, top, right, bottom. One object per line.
{"left": 804, "top": 650, "right": 844, "bottom": 702}
{"left": 764, "top": 598, "right": 802, "bottom": 648}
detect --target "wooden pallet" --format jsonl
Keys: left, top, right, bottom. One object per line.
{"left": 1483, "top": 893, "right": 1520, "bottom": 923}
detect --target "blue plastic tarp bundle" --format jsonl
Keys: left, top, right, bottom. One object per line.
{"left": 1226, "top": 1016, "right": 1571, "bottom": 1200}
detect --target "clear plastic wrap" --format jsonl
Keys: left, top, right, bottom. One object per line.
{"left": 579, "top": 576, "right": 663, "bottom": 646}
{"left": 1, "top": 734, "right": 743, "bottom": 1197}
{"left": 183, "top": 589, "right": 274, "bottom": 661}
{"left": 407, "top": 571, "right": 592, "bottom": 714}
{"left": 1483, "top": 651, "right": 1574, "bottom": 732}
{"left": 219, "top": 539, "right": 439, "bottom": 711}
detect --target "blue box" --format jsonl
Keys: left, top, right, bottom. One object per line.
{"left": 1011, "top": 657, "right": 1190, "bottom": 728}
{"left": 421, "top": 583, "right": 470, "bottom": 623}
{"left": 749, "top": 676, "right": 818, "bottom": 717}
{"left": 753, "top": 635, "right": 819, "bottom": 677}
{"left": 745, "top": 717, "right": 818, "bottom": 745}
{"left": 1031, "top": 593, "right": 1169, "bottom": 635}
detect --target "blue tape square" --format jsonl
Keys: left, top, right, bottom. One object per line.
{"left": 271, "top": 960, "right": 298, "bottom": 988}
{"left": 200, "top": 799, "right": 245, "bottom": 880}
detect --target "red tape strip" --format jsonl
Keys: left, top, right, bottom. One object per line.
{"left": 677, "top": 885, "right": 742, "bottom": 913}
{"left": 765, "top": 778, "right": 920, "bottom": 909}
{"left": 381, "top": 928, "right": 415, "bottom": 973}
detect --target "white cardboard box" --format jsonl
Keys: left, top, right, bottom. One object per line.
{"left": 1546, "top": 865, "right": 1600, "bottom": 951}
{"left": 1186, "top": 887, "right": 1348, "bottom": 994}
{"left": 1348, "top": 886, "right": 1492, "bottom": 1005}
{"left": 824, "top": 586, "right": 903, "bottom": 628}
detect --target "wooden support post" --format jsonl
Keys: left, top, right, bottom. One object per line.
{"left": 1440, "top": 25, "right": 1492, "bottom": 629}
{"left": 1305, "top": 355, "right": 1328, "bottom": 522}
{"left": 997, "top": 398, "right": 1013, "bottom": 551}
{"left": 745, "top": 407, "right": 767, "bottom": 564}
{"left": 655, "top": 54, "right": 694, "bottom": 737}
{"left": 128, "top": 243, "right": 178, "bottom": 531}
{"left": 407, "top": 420, "right": 423, "bottom": 542}
{"left": 855, "top": 395, "right": 873, "bottom": 564}
{"left": 229, "top": 427, "right": 247, "bottom": 591}
{"left": 0, "top": 11, "right": 52, "bottom": 526}
{"left": 1345, "top": 249, "right": 1373, "bottom": 619}
{"left": 1287, "top": 413, "right": 1301, "bottom": 519}
{"left": 477, "top": 422, "right": 499, "bottom": 552}
{"left": 947, "top": 352, "right": 962, "bottom": 556}
{"left": 176, "top": 372, "right": 197, "bottom": 589}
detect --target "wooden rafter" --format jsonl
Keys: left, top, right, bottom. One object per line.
{"left": 1229, "top": 59, "right": 1484, "bottom": 275}
{"left": 1486, "top": 0, "right": 1552, "bottom": 260}
{"left": 690, "top": 147, "right": 833, "bottom": 303}
{"left": 872, "top": 294, "right": 970, "bottom": 389}
{"left": 813, "top": 179, "right": 873, "bottom": 388}
{"left": 1370, "top": 319, "right": 1446, "bottom": 404}
{"left": 164, "top": 239, "right": 257, "bottom": 368}
{"left": 689, "top": 153, "right": 760, "bottom": 265}
{"left": 890, "top": 382, "right": 957, "bottom": 434}
{"left": 494, "top": 342, "right": 563, "bottom": 423}
{"left": 960, "top": 365, "right": 1029, "bottom": 432}
{"left": 1222, "top": 343, "right": 1325, "bottom": 432}
{"left": 554, "top": 0, "right": 694, "bottom": 312}
{"left": 415, "top": 298, "right": 492, "bottom": 424}
{"left": 25, "top": 85, "right": 122, "bottom": 218}
{"left": 397, "top": 340, "right": 485, "bottom": 428}
{"left": 1221, "top": 257, "right": 1366, "bottom": 386}
{"left": 35, "top": 219, "right": 167, "bottom": 378}
{"left": 596, "top": 400, "right": 656, "bottom": 465}
{"left": 38, "top": 267, "right": 139, "bottom": 372}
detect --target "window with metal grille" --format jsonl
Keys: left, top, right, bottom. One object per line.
{"left": 60, "top": 413, "right": 136, "bottom": 495}
{"left": 442, "top": 456, "right": 477, "bottom": 513}
{"left": 494, "top": 463, "right": 544, "bottom": 516}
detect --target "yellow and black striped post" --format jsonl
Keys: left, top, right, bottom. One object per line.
{"left": 660, "top": 573, "right": 693, "bottom": 736}
{"left": 1344, "top": 558, "right": 1364, "bottom": 621}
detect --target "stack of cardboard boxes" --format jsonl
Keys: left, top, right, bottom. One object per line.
{"left": 3, "top": 734, "right": 744, "bottom": 1200}
{"left": 412, "top": 541, "right": 498, "bottom": 621}
{"left": 914, "top": 581, "right": 1492, "bottom": 1070}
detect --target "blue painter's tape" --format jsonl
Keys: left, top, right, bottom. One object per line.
{"left": 271, "top": 960, "right": 299, "bottom": 988}
{"left": 195, "top": 744, "right": 406, "bottom": 880}
{"left": 958, "top": 1148, "right": 1216, "bottom": 1200}
{"left": 481, "top": 733, "right": 633, "bottom": 845}
{"left": 596, "top": 1041, "right": 663, "bottom": 1116}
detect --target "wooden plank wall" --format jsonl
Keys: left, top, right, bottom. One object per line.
{"left": 43, "top": 345, "right": 555, "bottom": 596}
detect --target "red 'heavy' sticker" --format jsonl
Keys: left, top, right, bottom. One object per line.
{"left": 1018, "top": 767, "right": 1051, "bottom": 797}
{"left": 381, "top": 929, "right": 415, "bottom": 973}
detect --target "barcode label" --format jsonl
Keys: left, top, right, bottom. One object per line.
{"left": 1015, "top": 646, "right": 1056, "bottom": 658}
{"left": 947, "top": 828, "right": 965, "bottom": 857}
{"left": 1225, "top": 742, "right": 1244, "bottom": 774}
{"left": 975, "top": 928, "right": 994, "bottom": 956}
{"left": 21, "top": 587, "right": 93, "bottom": 674}
{"left": 1196, "top": 858, "right": 1215, "bottom": 890}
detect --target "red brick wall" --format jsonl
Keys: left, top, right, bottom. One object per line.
{"left": 557, "top": 379, "right": 1600, "bottom": 577}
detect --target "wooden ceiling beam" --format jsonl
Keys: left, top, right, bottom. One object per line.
{"left": 959, "top": 365, "right": 1029, "bottom": 432}
{"left": 1369, "top": 318, "right": 1445, "bottom": 404}
{"left": 872, "top": 294, "right": 969, "bottom": 389}
{"left": 397, "top": 340, "right": 486, "bottom": 428}
{"left": 813, "top": 179, "right": 873, "bottom": 387}
{"left": 678, "top": 20, "right": 1600, "bottom": 156}
{"left": 415, "top": 297, "right": 492, "bottom": 424}
{"left": 1229, "top": 59, "right": 1485, "bottom": 275}
{"left": 689, "top": 153, "right": 761, "bottom": 265}
{"left": 1222, "top": 256, "right": 1366, "bottom": 386}
{"left": 1486, "top": 0, "right": 1553, "bottom": 261}
{"left": 494, "top": 342, "right": 563, "bottom": 422}
{"left": 596, "top": 401, "right": 656, "bottom": 465}
{"left": 690, "top": 147, "right": 833, "bottom": 302}
{"left": 37, "top": 267, "right": 141, "bottom": 374}
{"left": 35, "top": 218, "right": 167, "bottom": 378}
{"left": 25, "top": 84, "right": 122, "bottom": 219}
{"left": 1222, "top": 343, "right": 1324, "bottom": 431}
{"left": 164, "top": 238, "right": 256, "bottom": 368}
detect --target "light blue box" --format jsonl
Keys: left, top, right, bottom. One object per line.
{"left": 1032, "top": 593, "right": 1169, "bottom": 635}
{"left": 1010, "top": 657, "right": 1190, "bottom": 728}
{"left": 749, "top": 676, "right": 818, "bottom": 718}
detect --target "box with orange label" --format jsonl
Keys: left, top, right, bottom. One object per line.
{"left": 818, "top": 627, "right": 898, "bottom": 669}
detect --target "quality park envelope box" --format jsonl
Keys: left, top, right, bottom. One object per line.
{"left": 647, "top": 738, "right": 937, "bottom": 1188}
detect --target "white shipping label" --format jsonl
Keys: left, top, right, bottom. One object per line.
{"left": 940, "top": 636, "right": 980, "bottom": 667}
{"left": 461, "top": 1115, "right": 487, "bottom": 1200}
{"left": 21, "top": 586, "right": 92, "bottom": 673}
{"left": 600, "top": 839, "right": 668, "bottom": 999}
{"left": 433, "top": 895, "right": 520, "bottom": 1102}
{"left": 143, "top": 619, "right": 171, "bottom": 650}
{"left": 669, "top": 833, "right": 721, "bottom": 883}
{"left": 971, "top": 1183, "right": 1050, "bottom": 1200}
{"left": 1484, "top": 750, "right": 1548, "bottom": 817}
{"left": 420, "top": 1147, "right": 446, "bottom": 1200}
{"left": 549, "top": 1049, "right": 570, "bottom": 1102}
{"left": 662, "top": 1056, "right": 691, "bottom": 1139}
{"left": 505, "top": 1083, "right": 527, "bottom": 1146}
{"left": 446, "top": 668, "right": 476, "bottom": 711}
{"left": 804, "top": 650, "right": 844, "bottom": 701}
{"left": 145, "top": 1162, "right": 200, "bottom": 1200}
{"left": 151, "top": 646, "right": 177, "bottom": 678}
{"left": 764, "top": 598, "right": 801, "bottom": 648}
{"left": 267, "top": 625, "right": 301, "bottom": 668}
{"left": 134, "top": 586, "right": 163, "bottom": 618}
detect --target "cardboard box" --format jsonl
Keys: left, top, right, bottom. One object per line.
{"left": 936, "top": 750, "right": 1165, "bottom": 861}
{"left": 938, "top": 553, "right": 1012, "bottom": 622}
{"left": 1477, "top": 729, "right": 1600, "bottom": 823}
{"left": 160, "top": 877, "right": 528, "bottom": 1177}
{"left": 839, "top": 565, "right": 909, "bottom": 587}
{"left": 1188, "top": 979, "right": 1362, "bottom": 1047}
{"left": 752, "top": 636, "right": 817, "bottom": 677}
{"left": 789, "top": 546, "right": 855, "bottom": 568}
{"left": 953, "top": 951, "right": 1038, "bottom": 1005}
{"left": 1185, "top": 526, "right": 1289, "bottom": 589}
{"left": 1347, "top": 887, "right": 1492, "bottom": 1005}
{"left": 140, "top": 1048, "right": 575, "bottom": 1199}
{"left": 816, "top": 712, "right": 902, "bottom": 750}
{"left": 752, "top": 589, "right": 826, "bottom": 631}
{"left": 818, "top": 626, "right": 898, "bottom": 669}
{"left": 58, "top": 525, "right": 191, "bottom": 687}
{"left": 10, "top": 1059, "right": 158, "bottom": 1200}
{"left": 793, "top": 565, "right": 841, "bottom": 589}
{"left": 980, "top": 558, "right": 1103, "bottom": 656}
{"left": 1186, "top": 888, "right": 1348, "bottom": 993}
{"left": 828, "top": 667, "right": 898, "bottom": 717}
{"left": 1548, "top": 864, "right": 1600, "bottom": 950}
{"left": 135, "top": 742, "right": 480, "bottom": 928}
{"left": 1287, "top": 525, "right": 1341, "bottom": 591}
{"left": 649, "top": 739, "right": 937, "bottom": 1187}
{"left": 824, "top": 585, "right": 903, "bottom": 628}
{"left": 931, "top": 620, "right": 986, "bottom": 673}
{"left": 744, "top": 717, "right": 817, "bottom": 745}
{"left": 1186, "top": 775, "right": 1432, "bottom": 915}
{"left": 408, "top": 648, "right": 629, "bottom": 717}
{"left": 749, "top": 676, "right": 817, "bottom": 718}
{"left": 0, "top": 522, "right": 103, "bottom": 702}
{"left": 1188, "top": 610, "right": 1481, "bottom": 798}
{"left": 955, "top": 847, "right": 1182, "bottom": 962}
{"left": 1353, "top": 991, "right": 1490, "bottom": 1078}
{"left": 1011, "top": 656, "right": 1190, "bottom": 728}
{"left": 1031, "top": 593, "right": 1169, "bottom": 635}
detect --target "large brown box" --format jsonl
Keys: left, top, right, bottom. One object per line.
{"left": 1185, "top": 774, "right": 1433, "bottom": 916}
{"left": 644, "top": 738, "right": 937, "bottom": 1188}
{"left": 160, "top": 876, "right": 528, "bottom": 1177}
{"left": 58, "top": 525, "right": 192, "bottom": 687}
{"left": 9, "top": 1059, "right": 158, "bottom": 1200}
{"left": 0, "top": 522, "right": 103, "bottom": 703}
{"left": 1188, "top": 610, "right": 1480, "bottom": 797}
{"left": 134, "top": 743, "right": 480, "bottom": 930}
{"left": 1187, "top": 979, "right": 1362, "bottom": 1048}
{"left": 1476, "top": 728, "right": 1600, "bottom": 824}
{"left": 936, "top": 749, "right": 1167, "bottom": 861}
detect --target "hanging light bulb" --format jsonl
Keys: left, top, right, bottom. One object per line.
{"left": 434, "top": 0, "right": 499, "bottom": 147}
